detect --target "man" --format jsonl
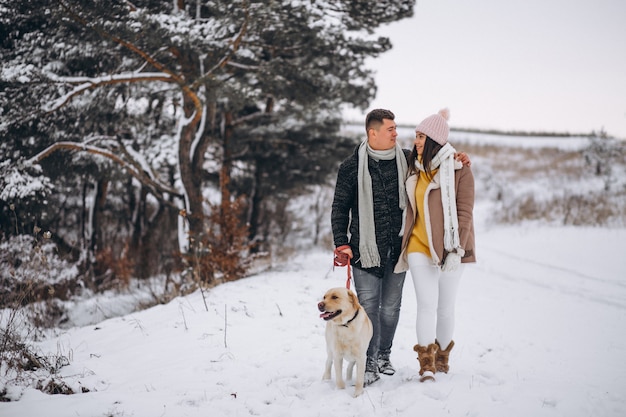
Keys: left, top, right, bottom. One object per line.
{"left": 331, "top": 109, "right": 469, "bottom": 385}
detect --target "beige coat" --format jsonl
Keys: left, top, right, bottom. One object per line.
{"left": 395, "top": 161, "right": 476, "bottom": 273}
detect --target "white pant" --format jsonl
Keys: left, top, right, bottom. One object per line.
{"left": 408, "top": 252, "right": 464, "bottom": 349}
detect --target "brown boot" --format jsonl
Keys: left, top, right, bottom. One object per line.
{"left": 435, "top": 340, "right": 455, "bottom": 373}
{"left": 413, "top": 343, "right": 438, "bottom": 382}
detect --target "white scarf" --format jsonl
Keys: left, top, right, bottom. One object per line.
{"left": 357, "top": 140, "right": 408, "bottom": 268}
{"left": 414, "top": 143, "right": 460, "bottom": 252}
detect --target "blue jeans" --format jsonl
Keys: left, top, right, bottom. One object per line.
{"left": 353, "top": 260, "right": 406, "bottom": 359}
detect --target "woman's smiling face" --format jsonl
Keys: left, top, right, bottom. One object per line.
{"left": 414, "top": 132, "right": 427, "bottom": 156}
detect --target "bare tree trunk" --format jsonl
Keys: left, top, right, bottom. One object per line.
{"left": 90, "top": 178, "right": 109, "bottom": 254}
{"left": 221, "top": 111, "right": 233, "bottom": 211}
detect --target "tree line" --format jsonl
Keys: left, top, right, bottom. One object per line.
{"left": 0, "top": 0, "right": 415, "bottom": 301}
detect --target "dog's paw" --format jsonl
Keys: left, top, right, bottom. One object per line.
{"left": 336, "top": 380, "right": 346, "bottom": 390}
{"left": 353, "top": 387, "right": 364, "bottom": 397}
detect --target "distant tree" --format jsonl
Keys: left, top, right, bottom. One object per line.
{"left": 583, "top": 131, "right": 624, "bottom": 191}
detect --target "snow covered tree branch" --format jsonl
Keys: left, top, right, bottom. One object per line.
{"left": 42, "top": 72, "right": 175, "bottom": 112}
{"left": 27, "top": 141, "right": 183, "bottom": 205}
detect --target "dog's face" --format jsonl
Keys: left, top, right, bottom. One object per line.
{"left": 318, "top": 287, "right": 359, "bottom": 324}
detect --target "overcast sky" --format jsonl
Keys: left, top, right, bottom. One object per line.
{"left": 343, "top": 0, "right": 626, "bottom": 139}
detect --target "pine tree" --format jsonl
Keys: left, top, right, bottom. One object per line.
{"left": 1, "top": 0, "right": 416, "bottom": 284}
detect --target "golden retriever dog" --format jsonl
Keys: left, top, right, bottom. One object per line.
{"left": 318, "top": 287, "right": 373, "bottom": 397}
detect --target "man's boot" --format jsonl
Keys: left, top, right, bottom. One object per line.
{"left": 413, "top": 343, "right": 438, "bottom": 382}
{"left": 377, "top": 351, "right": 396, "bottom": 375}
{"left": 435, "top": 340, "right": 455, "bottom": 373}
{"left": 364, "top": 356, "right": 380, "bottom": 386}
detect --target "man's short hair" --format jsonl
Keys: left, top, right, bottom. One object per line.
{"left": 365, "top": 109, "right": 395, "bottom": 134}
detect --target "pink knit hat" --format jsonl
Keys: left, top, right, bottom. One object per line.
{"left": 415, "top": 108, "right": 450, "bottom": 146}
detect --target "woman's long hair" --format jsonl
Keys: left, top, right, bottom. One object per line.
{"left": 408, "top": 136, "right": 443, "bottom": 181}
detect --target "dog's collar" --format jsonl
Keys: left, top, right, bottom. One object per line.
{"left": 341, "top": 309, "right": 359, "bottom": 327}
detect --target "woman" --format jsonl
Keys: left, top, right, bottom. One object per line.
{"left": 395, "top": 108, "right": 476, "bottom": 382}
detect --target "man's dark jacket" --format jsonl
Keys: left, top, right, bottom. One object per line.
{"left": 331, "top": 145, "right": 410, "bottom": 279}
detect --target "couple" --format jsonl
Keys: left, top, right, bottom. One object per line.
{"left": 331, "top": 108, "right": 476, "bottom": 384}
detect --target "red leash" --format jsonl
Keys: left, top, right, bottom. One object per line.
{"left": 333, "top": 245, "right": 352, "bottom": 289}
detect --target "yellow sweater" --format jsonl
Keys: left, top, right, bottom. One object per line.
{"left": 407, "top": 169, "right": 438, "bottom": 257}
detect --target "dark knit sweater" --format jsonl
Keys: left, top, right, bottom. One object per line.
{"left": 331, "top": 145, "right": 410, "bottom": 278}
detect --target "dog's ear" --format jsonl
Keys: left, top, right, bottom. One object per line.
{"left": 348, "top": 290, "right": 360, "bottom": 309}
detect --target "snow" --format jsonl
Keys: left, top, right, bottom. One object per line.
{"left": 0, "top": 63, "right": 35, "bottom": 83}
{"left": 2, "top": 201, "right": 625, "bottom": 416}
{"left": 0, "top": 160, "right": 52, "bottom": 201}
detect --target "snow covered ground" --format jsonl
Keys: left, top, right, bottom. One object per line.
{"left": 2, "top": 197, "right": 625, "bottom": 416}
{"left": 2, "top": 125, "right": 625, "bottom": 416}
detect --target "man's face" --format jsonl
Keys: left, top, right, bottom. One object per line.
{"left": 368, "top": 118, "right": 398, "bottom": 150}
